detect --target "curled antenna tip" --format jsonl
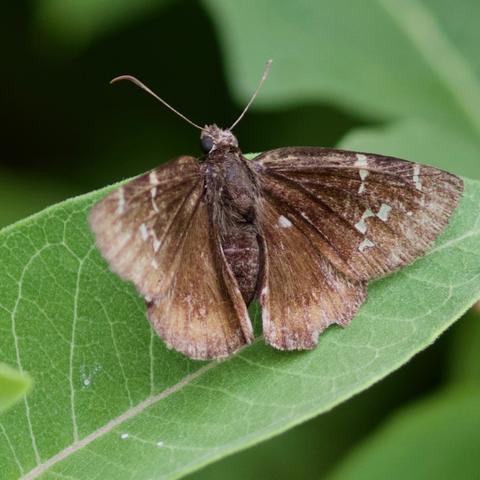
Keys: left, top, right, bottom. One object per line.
{"left": 108, "top": 74, "right": 203, "bottom": 130}
{"left": 110, "top": 75, "right": 143, "bottom": 86}
{"left": 110, "top": 75, "right": 128, "bottom": 84}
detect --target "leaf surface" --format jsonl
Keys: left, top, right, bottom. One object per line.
{"left": 0, "top": 173, "right": 479, "bottom": 479}
{"left": 0, "top": 363, "right": 31, "bottom": 414}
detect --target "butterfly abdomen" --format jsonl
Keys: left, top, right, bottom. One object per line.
{"left": 221, "top": 225, "right": 260, "bottom": 305}
{"left": 205, "top": 150, "right": 262, "bottom": 305}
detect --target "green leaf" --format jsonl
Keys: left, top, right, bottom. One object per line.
{"left": 341, "top": 119, "right": 480, "bottom": 390}
{"left": 0, "top": 363, "right": 31, "bottom": 413}
{"left": 327, "top": 387, "right": 480, "bottom": 480}
{"left": 187, "top": 353, "right": 435, "bottom": 480}
{"left": 0, "top": 174, "right": 479, "bottom": 479}
{"left": 204, "top": 0, "right": 480, "bottom": 136}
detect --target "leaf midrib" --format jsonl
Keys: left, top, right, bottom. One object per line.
{"left": 21, "top": 361, "right": 219, "bottom": 479}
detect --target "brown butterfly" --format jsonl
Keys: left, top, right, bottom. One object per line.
{"left": 90, "top": 60, "right": 463, "bottom": 360}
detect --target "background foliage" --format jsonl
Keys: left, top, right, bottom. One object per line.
{"left": 1, "top": 1, "right": 479, "bottom": 478}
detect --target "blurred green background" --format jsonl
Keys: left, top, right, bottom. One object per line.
{"left": 2, "top": 1, "right": 479, "bottom": 478}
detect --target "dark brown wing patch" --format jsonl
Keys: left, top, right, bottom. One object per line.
{"left": 256, "top": 197, "right": 366, "bottom": 350}
{"left": 147, "top": 198, "right": 253, "bottom": 360}
{"left": 90, "top": 156, "right": 252, "bottom": 360}
{"left": 254, "top": 147, "right": 463, "bottom": 281}
{"left": 89, "top": 156, "right": 201, "bottom": 298}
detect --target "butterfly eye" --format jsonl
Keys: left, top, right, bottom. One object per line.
{"left": 200, "top": 135, "right": 214, "bottom": 154}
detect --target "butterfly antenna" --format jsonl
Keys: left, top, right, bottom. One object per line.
{"left": 110, "top": 75, "right": 204, "bottom": 131}
{"left": 229, "top": 59, "right": 272, "bottom": 131}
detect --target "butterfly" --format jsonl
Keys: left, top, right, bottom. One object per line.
{"left": 89, "top": 60, "right": 463, "bottom": 360}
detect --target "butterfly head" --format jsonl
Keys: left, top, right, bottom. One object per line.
{"left": 200, "top": 124, "right": 239, "bottom": 154}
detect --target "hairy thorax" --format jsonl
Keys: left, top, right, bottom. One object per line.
{"left": 203, "top": 149, "right": 261, "bottom": 305}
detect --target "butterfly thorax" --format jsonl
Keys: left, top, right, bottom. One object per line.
{"left": 202, "top": 131, "right": 261, "bottom": 306}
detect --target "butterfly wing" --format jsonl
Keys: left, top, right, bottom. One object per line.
{"left": 90, "top": 156, "right": 252, "bottom": 360}
{"left": 257, "top": 197, "right": 367, "bottom": 350}
{"left": 253, "top": 147, "right": 463, "bottom": 281}
{"left": 251, "top": 147, "right": 463, "bottom": 350}
{"left": 146, "top": 198, "right": 253, "bottom": 360}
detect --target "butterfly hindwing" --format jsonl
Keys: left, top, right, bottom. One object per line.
{"left": 253, "top": 147, "right": 463, "bottom": 281}
{"left": 147, "top": 198, "right": 253, "bottom": 359}
{"left": 256, "top": 197, "right": 367, "bottom": 350}
{"left": 90, "top": 155, "right": 252, "bottom": 360}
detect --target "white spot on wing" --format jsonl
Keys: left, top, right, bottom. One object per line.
{"left": 149, "top": 170, "right": 158, "bottom": 185}
{"left": 151, "top": 187, "right": 160, "bottom": 213}
{"left": 413, "top": 164, "right": 422, "bottom": 190}
{"left": 354, "top": 218, "right": 367, "bottom": 234}
{"left": 151, "top": 231, "right": 161, "bottom": 252}
{"left": 353, "top": 155, "right": 369, "bottom": 193}
{"left": 354, "top": 153, "right": 368, "bottom": 167}
{"left": 354, "top": 208, "right": 375, "bottom": 234}
{"left": 358, "top": 169, "right": 369, "bottom": 194}
{"left": 120, "top": 433, "right": 129, "bottom": 440}
{"left": 355, "top": 204, "right": 392, "bottom": 235}
{"left": 116, "top": 187, "right": 125, "bottom": 214}
{"left": 358, "top": 238, "right": 375, "bottom": 252}
{"left": 377, "top": 203, "right": 392, "bottom": 222}
{"left": 139, "top": 223, "right": 148, "bottom": 241}
{"left": 278, "top": 215, "right": 292, "bottom": 228}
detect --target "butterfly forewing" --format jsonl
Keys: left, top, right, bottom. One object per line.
{"left": 89, "top": 156, "right": 201, "bottom": 298}
{"left": 253, "top": 147, "right": 463, "bottom": 281}
{"left": 89, "top": 155, "right": 253, "bottom": 359}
